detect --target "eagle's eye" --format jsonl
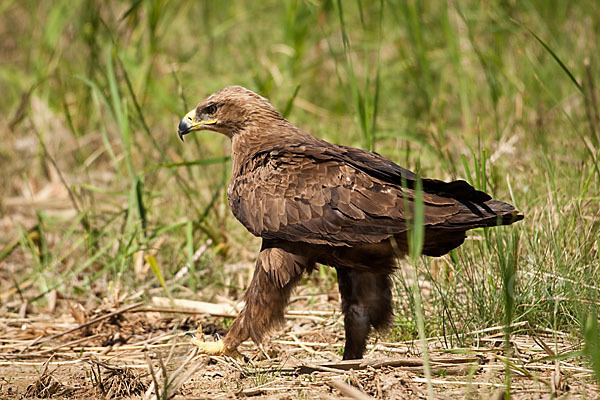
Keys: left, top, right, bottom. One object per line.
{"left": 205, "top": 104, "right": 217, "bottom": 115}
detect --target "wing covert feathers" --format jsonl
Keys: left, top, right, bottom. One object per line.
{"left": 228, "top": 140, "right": 523, "bottom": 248}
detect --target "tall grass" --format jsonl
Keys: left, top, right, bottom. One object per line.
{"left": 0, "top": 0, "right": 599, "bottom": 382}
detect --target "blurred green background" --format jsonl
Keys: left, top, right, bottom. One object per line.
{"left": 1, "top": 0, "right": 599, "bottom": 374}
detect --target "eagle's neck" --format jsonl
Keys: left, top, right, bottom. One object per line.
{"left": 230, "top": 119, "right": 313, "bottom": 178}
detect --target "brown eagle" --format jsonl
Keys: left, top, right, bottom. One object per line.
{"left": 178, "top": 86, "right": 523, "bottom": 360}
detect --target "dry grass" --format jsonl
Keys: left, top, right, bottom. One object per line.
{"left": 0, "top": 291, "right": 598, "bottom": 399}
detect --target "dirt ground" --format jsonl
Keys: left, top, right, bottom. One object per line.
{"left": 0, "top": 294, "right": 598, "bottom": 400}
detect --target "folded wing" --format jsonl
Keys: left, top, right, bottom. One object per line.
{"left": 228, "top": 142, "right": 522, "bottom": 247}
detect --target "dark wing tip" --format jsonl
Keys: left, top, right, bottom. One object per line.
{"left": 437, "top": 180, "right": 492, "bottom": 202}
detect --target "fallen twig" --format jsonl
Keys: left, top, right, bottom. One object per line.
{"left": 328, "top": 379, "right": 374, "bottom": 400}
{"left": 152, "top": 297, "right": 238, "bottom": 317}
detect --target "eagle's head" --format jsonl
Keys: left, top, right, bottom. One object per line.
{"left": 177, "top": 86, "right": 282, "bottom": 140}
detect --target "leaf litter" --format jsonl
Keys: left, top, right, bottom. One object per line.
{"left": 0, "top": 290, "right": 598, "bottom": 399}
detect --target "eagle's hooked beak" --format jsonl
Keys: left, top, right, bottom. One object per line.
{"left": 177, "top": 109, "right": 218, "bottom": 141}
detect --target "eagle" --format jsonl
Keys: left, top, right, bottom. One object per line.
{"left": 177, "top": 86, "right": 523, "bottom": 360}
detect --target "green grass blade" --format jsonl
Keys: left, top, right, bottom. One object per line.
{"left": 147, "top": 254, "right": 171, "bottom": 299}
{"left": 521, "top": 23, "right": 584, "bottom": 93}
{"left": 153, "top": 156, "right": 230, "bottom": 170}
{"left": 282, "top": 84, "right": 301, "bottom": 118}
{"left": 583, "top": 311, "right": 600, "bottom": 384}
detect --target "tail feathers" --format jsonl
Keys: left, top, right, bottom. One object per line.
{"left": 448, "top": 199, "right": 523, "bottom": 230}
{"left": 478, "top": 199, "right": 524, "bottom": 227}
{"left": 421, "top": 199, "right": 522, "bottom": 257}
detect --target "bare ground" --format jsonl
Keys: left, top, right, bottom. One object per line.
{"left": 0, "top": 292, "right": 598, "bottom": 400}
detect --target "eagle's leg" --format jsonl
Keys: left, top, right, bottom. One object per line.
{"left": 336, "top": 268, "right": 394, "bottom": 360}
{"left": 223, "top": 268, "right": 303, "bottom": 354}
{"left": 202, "top": 243, "right": 308, "bottom": 357}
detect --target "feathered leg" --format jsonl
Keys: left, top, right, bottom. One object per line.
{"left": 336, "top": 268, "right": 394, "bottom": 360}
{"left": 192, "top": 241, "right": 310, "bottom": 357}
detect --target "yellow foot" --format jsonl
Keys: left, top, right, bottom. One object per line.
{"left": 189, "top": 336, "right": 245, "bottom": 360}
{"left": 190, "top": 336, "right": 225, "bottom": 354}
